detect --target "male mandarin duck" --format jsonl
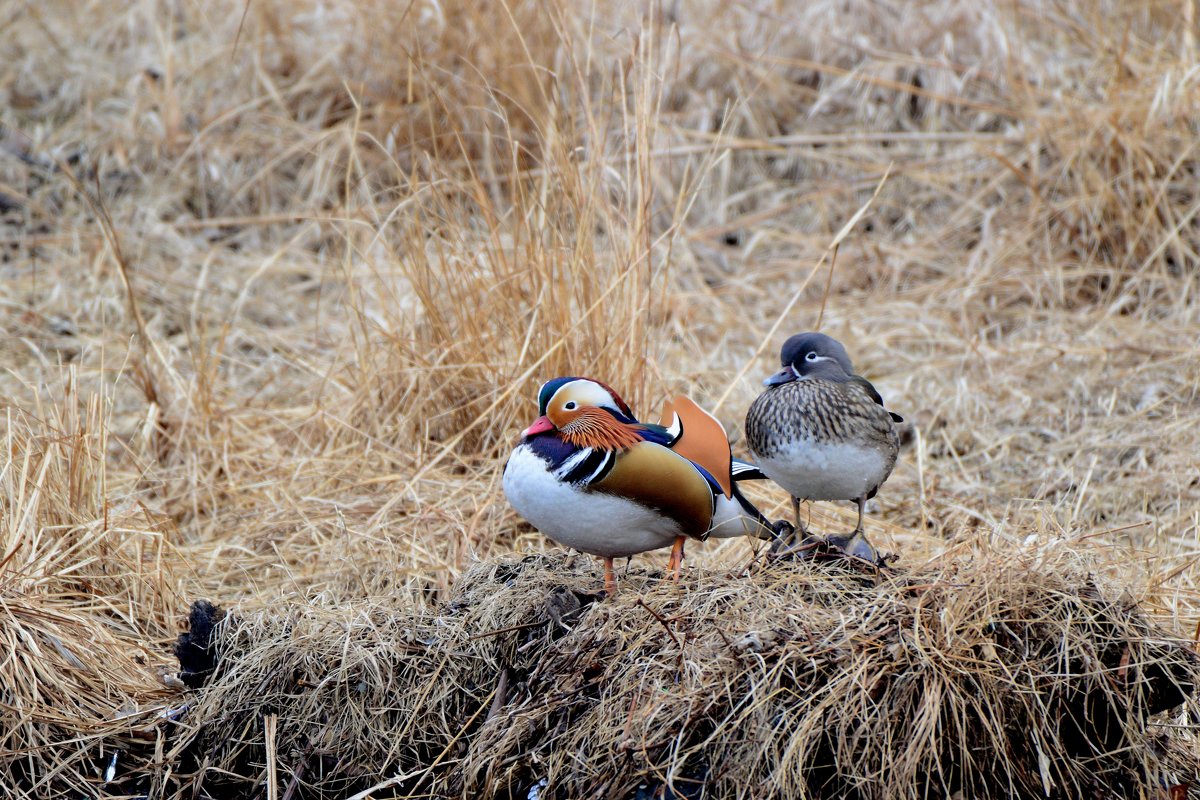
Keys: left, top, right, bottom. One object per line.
{"left": 744, "top": 333, "right": 902, "bottom": 564}
{"left": 503, "top": 377, "right": 785, "bottom": 594}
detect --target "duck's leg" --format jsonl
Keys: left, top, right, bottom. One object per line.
{"left": 603, "top": 557, "right": 617, "bottom": 596}
{"left": 823, "top": 496, "right": 879, "bottom": 563}
{"left": 667, "top": 535, "right": 686, "bottom": 582}
{"left": 770, "top": 497, "right": 816, "bottom": 558}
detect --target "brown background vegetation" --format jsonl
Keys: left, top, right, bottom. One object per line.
{"left": 1, "top": 0, "right": 1198, "bottom": 796}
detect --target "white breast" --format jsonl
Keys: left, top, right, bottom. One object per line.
{"left": 755, "top": 438, "right": 891, "bottom": 501}
{"left": 502, "top": 445, "right": 683, "bottom": 558}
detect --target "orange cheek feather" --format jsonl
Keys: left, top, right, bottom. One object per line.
{"left": 558, "top": 409, "right": 643, "bottom": 451}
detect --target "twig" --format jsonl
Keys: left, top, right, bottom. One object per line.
{"left": 1077, "top": 520, "right": 1152, "bottom": 541}
{"left": 232, "top": 0, "right": 253, "bottom": 58}
{"left": 280, "top": 743, "right": 314, "bottom": 800}
{"left": 814, "top": 243, "right": 839, "bottom": 331}
{"left": 635, "top": 598, "right": 681, "bottom": 650}
{"left": 264, "top": 713, "right": 278, "bottom": 800}
{"left": 468, "top": 621, "right": 544, "bottom": 640}
{"left": 486, "top": 669, "right": 510, "bottom": 722}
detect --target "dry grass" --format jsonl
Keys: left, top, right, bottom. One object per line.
{"left": 164, "top": 549, "right": 1199, "bottom": 799}
{"left": 1, "top": 0, "right": 1199, "bottom": 796}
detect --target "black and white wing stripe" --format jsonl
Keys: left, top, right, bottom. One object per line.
{"left": 731, "top": 458, "right": 767, "bottom": 482}
{"left": 555, "top": 447, "right": 616, "bottom": 486}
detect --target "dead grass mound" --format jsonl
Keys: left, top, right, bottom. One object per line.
{"left": 165, "top": 549, "right": 1198, "bottom": 799}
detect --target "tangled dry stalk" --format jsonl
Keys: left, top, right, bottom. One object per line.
{"left": 1, "top": 0, "right": 1199, "bottom": 797}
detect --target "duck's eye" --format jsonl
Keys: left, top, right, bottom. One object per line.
{"left": 564, "top": 401, "right": 577, "bottom": 410}
{"left": 805, "top": 352, "right": 818, "bottom": 361}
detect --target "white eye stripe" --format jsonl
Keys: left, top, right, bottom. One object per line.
{"left": 552, "top": 380, "right": 619, "bottom": 414}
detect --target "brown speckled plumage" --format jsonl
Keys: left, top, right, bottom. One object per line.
{"left": 746, "top": 332, "right": 902, "bottom": 563}
{"left": 745, "top": 378, "right": 899, "bottom": 476}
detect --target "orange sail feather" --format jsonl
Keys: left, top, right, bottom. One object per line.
{"left": 659, "top": 396, "right": 733, "bottom": 499}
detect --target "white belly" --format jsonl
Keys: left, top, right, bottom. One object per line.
{"left": 502, "top": 446, "right": 683, "bottom": 558}
{"left": 707, "top": 493, "right": 760, "bottom": 539}
{"left": 756, "top": 438, "right": 890, "bottom": 501}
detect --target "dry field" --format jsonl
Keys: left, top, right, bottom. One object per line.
{"left": 2, "top": 0, "right": 1199, "bottom": 797}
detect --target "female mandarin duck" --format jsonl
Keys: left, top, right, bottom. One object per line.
{"left": 745, "top": 333, "right": 902, "bottom": 565}
{"left": 503, "top": 377, "right": 783, "bottom": 594}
